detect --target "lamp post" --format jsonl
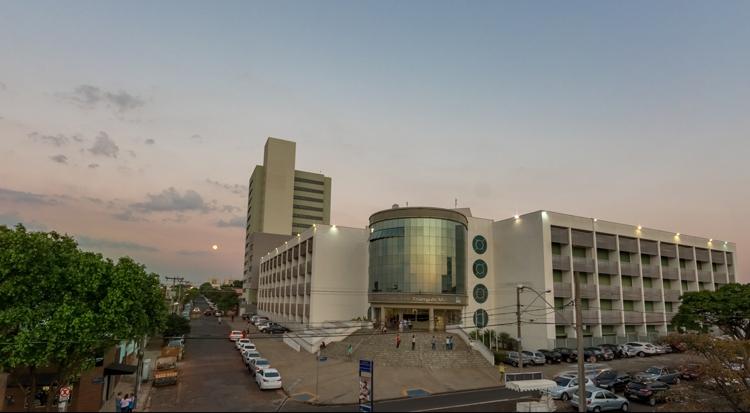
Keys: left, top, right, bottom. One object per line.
{"left": 515, "top": 285, "right": 552, "bottom": 369}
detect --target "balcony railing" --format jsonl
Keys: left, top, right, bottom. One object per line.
{"left": 600, "top": 310, "right": 622, "bottom": 324}
{"left": 642, "top": 265, "right": 661, "bottom": 278}
{"left": 582, "top": 309, "right": 599, "bottom": 324}
{"left": 621, "top": 287, "right": 643, "bottom": 300}
{"left": 643, "top": 288, "right": 663, "bottom": 301}
{"left": 573, "top": 257, "right": 595, "bottom": 273}
{"left": 598, "top": 285, "right": 621, "bottom": 299}
{"left": 597, "top": 261, "right": 618, "bottom": 275}
{"left": 663, "top": 289, "right": 681, "bottom": 302}
{"left": 662, "top": 267, "right": 680, "bottom": 280}
{"left": 552, "top": 255, "right": 571, "bottom": 271}
{"left": 620, "top": 262, "right": 640, "bottom": 276}
{"left": 698, "top": 270, "right": 712, "bottom": 282}
{"left": 665, "top": 312, "right": 678, "bottom": 322}
{"left": 624, "top": 311, "right": 644, "bottom": 324}
{"left": 555, "top": 309, "right": 573, "bottom": 325}
{"left": 645, "top": 312, "right": 665, "bottom": 324}
{"left": 554, "top": 282, "right": 572, "bottom": 297}
{"left": 714, "top": 272, "right": 728, "bottom": 284}
{"left": 578, "top": 285, "right": 598, "bottom": 299}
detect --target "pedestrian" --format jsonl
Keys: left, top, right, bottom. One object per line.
{"left": 411, "top": 334, "right": 416, "bottom": 351}
{"left": 431, "top": 336, "right": 436, "bottom": 351}
{"left": 399, "top": 321, "right": 404, "bottom": 333}
{"left": 382, "top": 325, "right": 387, "bottom": 335}
{"left": 218, "top": 316, "right": 222, "bottom": 325}
{"left": 396, "top": 334, "right": 401, "bottom": 349}
{"left": 119, "top": 394, "right": 130, "bottom": 413}
{"left": 445, "top": 336, "right": 450, "bottom": 350}
{"left": 449, "top": 336, "right": 454, "bottom": 350}
{"left": 346, "top": 343, "right": 353, "bottom": 361}
{"left": 127, "top": 395, "right": 135, "bottom": 413}
{"left": 115, "top": 392, "right": 122, "bottom": 413}
{"left": 231, "top": 314, "right": 235, "bottom": 322}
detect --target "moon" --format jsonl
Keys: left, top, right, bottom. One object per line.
{"left": 212, "top": 244, "right": 219, "bottom": 250}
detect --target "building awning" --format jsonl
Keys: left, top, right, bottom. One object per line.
{"left": 506, "top": 379, "right": 557, "bottom": 392}
{"left": 104, "top": 363, "right": 137, "bottom": 376}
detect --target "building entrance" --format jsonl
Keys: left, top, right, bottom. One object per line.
{"left": 374, "top": 306, "right": 462, "bottom": 332}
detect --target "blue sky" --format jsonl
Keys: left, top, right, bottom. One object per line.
{"left": 0, "top": 1, "right": 748, "bottom": 283}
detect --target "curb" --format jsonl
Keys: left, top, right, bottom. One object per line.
{"left": 297, "top": 384, "right": 509, "bottom": 407}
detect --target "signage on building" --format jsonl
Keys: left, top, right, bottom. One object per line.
{"left": 358, "top": 360, "right": 373, "bottom": 413}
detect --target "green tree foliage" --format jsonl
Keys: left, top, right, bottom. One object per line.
{"left": 230, "top": 279, "right": 243, "bottom": 288}
{"left": 200, "top": 285, "right": 239, "bottom": 312}
{"left": 673, "top": 284, "right": 750, "bottom": 339}
{"left": 0, "top": 224, "right": 167, "bottom": 408}
{"left": 163, "top": 314, "right": 191, "bottom": 338}
{"left": 181, "top": 287, "right": 200, "bottom": 305}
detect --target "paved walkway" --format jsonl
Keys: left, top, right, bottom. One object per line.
{"left": 228, "top": 320, "right": 502, "bottom": 405}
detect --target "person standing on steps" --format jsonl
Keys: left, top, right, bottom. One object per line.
{"left": 411, "top": 334, "right": 416, "bottom": 351}
{"left": 445, "top": 336, "right": 450, "bottom": 350}
{"left": 431, "top": 336, "right": 436, "bottom": 351}
{"left": 396, "top": 333, "right": 401, "bottom": 349}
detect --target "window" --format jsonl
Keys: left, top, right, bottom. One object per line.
{"left": 294, "top": 195, "right": 324, "bottom": 203}
{"left": 623, "top": 300, "right": 635, "bottom": 311}
{"left": 644, "top": 301, "right": 655, "bottom": 312}
{"left": 620, "top": 251, "right": 631, "bottom": 263}
{"left": 577, "top": 272, "right": 588, "bottom": 285}
{"left": 679, "top": 259, "right": 687, "bottom": 269}
{"left": 665, "top": 302, "right": 673, "bottom": 312}
{"left": 663, "top": 279, "right": 671, "bottom": 289}
{"left": 551, "top": 243, "right": 562, "bottom": 255}
{"left": 556, "top": 326, "right": 567, "bottom": 338}
{"left": 641, "top": 255, "right": 651, "bottom": 265}
{"left": 661, "top": 256, "right": 669, "bottom": 267}
{"left": 573, "top": 247, "right": 587, "bottom": 258}
{"left": 292, "top": 213, "right": 323, "bottom": 221}
{"left": 625, "top": 325, "right": 637, "bottom": 334}
{"left": 642, "top": 278, "right": 653, "bottom": 289}
{"left": 598, "top": 274, "right": 611, "bottom": 286}
{"left": 647, "top": 325, "right": 657, "bottom": 333}
{"left": 472, "top": 235, "right": 487, "bottom": 254}
{"left": 553, "top": 270, "right": 563, "bottom": 283}
{"left": 293, "top": 204, "right": 324, "bottom": 212}
{"left": 681, "top": 280, "right": 688, "bottom": 291}
{"left": 622, "top": 276, "right": 633, "bottom": 287}
{"left": 600, "top": 299, "right": 613, "bottom": 311}
{"left": 601, "top": 325, "right": 616, "bottom": 336}
{"left": 294, "top": 186, "right": 324, "bottom": 194}
{"left": 555, "top": 297, "right": 566, "bottom": 310}
{"left": 294, "top": 177, "right": 325, "bottom": 186}
{"left": 712, "top": 263, "right": 720, "bottom": 272}
{"left": 580, "top": 299, "right": 590, "bottom": 310}
{"left": 597, "top": 249, "right": 609, "bottom": 261}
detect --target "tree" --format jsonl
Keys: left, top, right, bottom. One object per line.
{"left": 163, "top": 314, "right": 191, "bottom": 339}
{"left": 0, "top": 224, "right": 167, "bottom": 411}
{"left": 231, "top": 279, "right": 243, "bottom": 288}
{"left": 672, "top": 284, "right": 750, "bottom": 339}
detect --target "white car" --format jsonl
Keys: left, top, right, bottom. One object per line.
{"left": 549, "top": 375, "right": 594, "bottom": 401}
{"left": 625, "top": 342, "right": 657, "bottom": 357}
{"left": 249, "top": 358, "right": 271, "bottom": 377}
{"left": 244, "top": 350, "right": 262, "bottom": 366}
{"left": 229, "top": 330, "right": 243, "bottom": 341}
{"left": 236, "top": 338, "right": 252, "bottom": 350}
{"left": 239, "top": 342, "right": 257, "bottom": 355}
{"left": 256, "top": 368, "right": 282, "bottom": 390}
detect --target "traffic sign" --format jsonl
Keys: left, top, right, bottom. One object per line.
{"left": 359, "top": 359, "right": 373, "bottom": 374}
{"left": 318, "top": 356, "right": 328, "bottom": 362}
{"left": 59, "top": 386, "right": 71, "bottom": 401}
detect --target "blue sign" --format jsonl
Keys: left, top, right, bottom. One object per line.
{"left": 318, "top": 356, "right": 328, "bottom": 362}
{"left": 359, "top": 404, "right": 372, "bottom": 413}
{"left": 359, "top": 359, "right": 373, "bottom": 374}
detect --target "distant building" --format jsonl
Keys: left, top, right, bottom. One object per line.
{"left": 243, "top": 137, "right": 332, "bottom": 313}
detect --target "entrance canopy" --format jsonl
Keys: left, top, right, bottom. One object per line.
{"left": 506, "top": 379, "right": 557, "bottom": 392}
{"left": 103, "top": 363, "right": 137, "bottom": 376}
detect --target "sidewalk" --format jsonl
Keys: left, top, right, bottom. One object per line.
{"left": 229, "top": 320, "right": 502, "bottom": 405}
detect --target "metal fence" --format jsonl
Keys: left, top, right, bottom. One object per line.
{"left": 552, "top": 334, "right": 661, "bottom": 348}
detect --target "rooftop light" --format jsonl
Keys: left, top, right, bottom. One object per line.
{"left": 514, "top": 214, "right": 520, "bottom": 220}
{"left": 637, "top": 225, "right": 642, "bottom": 230}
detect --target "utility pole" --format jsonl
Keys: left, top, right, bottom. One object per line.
{"left": 574, "top": 272, "right": 586, "bottom": 412}
{"left": 516, "top": 285, "right": 523, "bottom": 369}
{"left": 165, "top": 276, "right": 184, "bottom": 314}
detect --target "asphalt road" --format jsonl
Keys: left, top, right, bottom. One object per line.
{"left": 147, "top": 299, "right": 286, "bottom": 412}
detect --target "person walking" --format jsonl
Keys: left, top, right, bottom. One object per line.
{"left": 346, "top": 343, "right": 353, "bottom": 361}
{"left": 396, "top": 334, "right": 401, "bottom": 349}
{"left": 119, "top": 394, "right": 131, "bottom": 413}
{"left": 411, "top": 334, "right": 416, "bottom": 351}
{"left": 445, "top": 336, "right": 450, "bottom": 350}
{"left": 127, "top": 395, "right": 135, "bottom": 413}
{"left": 218, "top": 316, "right": 222, "bottom": 325}
{"left": 431, "top": 336, "right": 436, "bottom": 351}
{"left": 449, "top": 336, "right": 454, "bottom": 350}
{"left": 115, "top": 392, "right": 122, "bottom": 413}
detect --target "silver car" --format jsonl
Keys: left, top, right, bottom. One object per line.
{"left": 522, "top": 350, "right": 546, "bottom": 365}
{"left": 549, "top": 375, "right": 594, "bottom": 401}
{"left": 571, "top": 385, "right": 630, "bottom": 412}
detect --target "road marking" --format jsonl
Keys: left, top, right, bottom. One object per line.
{"left": 410, "top": 396, "right": 535, "bottom": 412}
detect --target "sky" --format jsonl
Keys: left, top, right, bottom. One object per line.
{"left": 0, "top": 0, "right": 748, "bottom": 284}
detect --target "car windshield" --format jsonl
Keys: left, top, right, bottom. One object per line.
{"left": 247, "top": 352, "right": 260, "bottom": 357}
{"left": 256, "top": 359, "right": 269, "bottom": 365}
{"left": 585, "top": 391, "right": 593, "bottom": 398}
{"left": 264, "top": 372, "right": 280, "bottom": 378}
{"left": 645, "top": 367, "right": 661, "bottom": 374}
{"left": 554, "top": 377, "right": 571, "bottom": 386}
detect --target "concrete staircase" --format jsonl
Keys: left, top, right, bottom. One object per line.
{"left": 322, "top": 329, "right": 491, "bottom": 368}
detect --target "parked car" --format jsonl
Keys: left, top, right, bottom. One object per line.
{"left": 235, "top": 338, "right": 252, "bottom": 351}
{"left": 624, "top": 342, "right": 658, "bottom": 357}
{"left": 553, "top": 347, "right": 577, "bottom": 363}
{"left": 256, "top": 368, "right": 283, "bottom": 390}
{"left": 549, "top": 375, "right": 594, "bottom": 401}
{"left": 229, "top": 330, "right": 243, "bottom": 341}
{"left": 258, "top": 322, "right": 282, "bottom": 333}
{"left": 598, "top": 344, "right": 628, "bottom": 359}
{"left": 653, "top": 345, "right": 668, "bottom": 355}
{"left": 265, "top": 325, "right": 290, "bottom": 334}
{"left": 204, "top": 310, "right": 213, "bottom": 316}
{"left": 239, "top": 342, "right": 257, "bottom": 358}
{"left": 679, "top": 364, "right": 703, "bottom": 381}
{"left": 538, "top": 349, "right": 562, "bottom": 364}
{"left": 637, "top": 366, "right": 681, "bottom": 384}
{"left": 585, "top": 347, "right": 608, "bottom": 361}
{"left": 248, "top": 358, "right": 271, "bottom": 377}
{"left": 571, "top": 385, "right": 630, "bottom": 412}
{"left": 592, "top": 370, "right": 632, "bottom": 392}
{"left": 252, "top": 316, "right": 268, "bottom": 325}
{"left": 214, "top": 310, "right": 223, "bottom": 317}
{"left": 624, "top": 380, "right": 670, "bottom": 406}
{"left": 521, "top": 351, "right": 546, "bottom": 365}
{"left": 595, "top": 347, "right": 616, "bottom": 361}
{"left": 243, "top": 350, "right": 262, "bottom": 366}
{"left": 504, "top": 351, "right": 535, "bottom": 367}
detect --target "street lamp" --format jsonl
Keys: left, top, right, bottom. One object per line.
{"left": 515, "top": 285, "right": 552, "bottom": 369}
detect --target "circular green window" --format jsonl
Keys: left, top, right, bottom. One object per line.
{"left": 473, "top": 284, "right": 488, "bottom": 303}
{"left": 473, "top": 309, "right": 489, "bottom": 329}
{"left": 473, "top": 259, "right": 487, "bottom": 278}
{"left": 472, "top": 235, "right": 487, "bottom": 254}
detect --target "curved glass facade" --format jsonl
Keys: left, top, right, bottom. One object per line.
{"left": 369, "top": 217, "right": 467, "bottom": 295}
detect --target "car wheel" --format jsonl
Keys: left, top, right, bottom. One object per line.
{"left": 649, "top": 397, "right": 656, "bottom": 407}
{"left": 561, "top": 393, "right": 570, "bottom": 401}
{"left": 593, "top": 407, "right": 601, "bottom": 413}
{"left": 621, "top": 402, "right": 629, "bottom": 412}
{"left": 638, "top": 351, "right": 645, "bottom": 357}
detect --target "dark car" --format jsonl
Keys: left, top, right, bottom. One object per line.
{"left": 203, "top": 310, "right": 213, "bottom": 316}
{"left": 593, "top": 370, "right": 632, "bottom": 392}
{"left": 679, "top": 364, "right": 703, "bottom": 380}
{"left": 637, "top": 366, "right": 682, "bottom": 384}
{"left": 585, "top": 347, "right": 607, "bottom": 362}
{"left": 625, "top": 380, "right": 670, "bottom": 406}
{"left": 538, "top": 349, "right": 562, "bottom": 364}
{"left": 595, "top": 346, "right": 616, "bottom": 361}
{"left": 553, "top": 347, "right": 577, "bottom": 363}
{"left": 265, "top": 325, "right": 289, "bottom": 334}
